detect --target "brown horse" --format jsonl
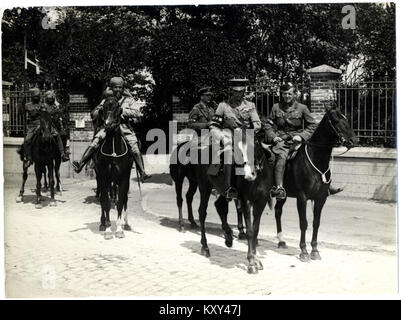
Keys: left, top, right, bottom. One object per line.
{"left": 274, "top": 104, "right": 358, "bottom": 261}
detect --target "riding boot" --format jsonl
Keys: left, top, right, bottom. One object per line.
{"left": 271, "top": 157, "right": 287, "bottom": 199}
{"left": 56, "top": 135, "right": 69, "bottom": 162}
{"left": 72, "top": 145, "right": 97, "bottom": 173}
{"left": 223, "top": 164, "right": 238, "bottom": 201}
{"left": 132, "top": 150, "right": 151, "bottom": 182}
{"left": 328, "top": 185, "right": 344, "bottom": 196}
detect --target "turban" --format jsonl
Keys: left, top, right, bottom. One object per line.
{"left": 109, "top": 77, "right": 124, "bottom": 87}
{"left": 44, "top": 90, "right": 56, "bottom": 99}
{"left": 30, "top": 87, "right": 41, "bottom": 97}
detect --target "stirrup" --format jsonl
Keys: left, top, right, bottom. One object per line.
{"left": 224, "top": 187, "right": 238, "bottom": 201}
{"left": 72, "top": 161, "right": 83, "bottom": 173}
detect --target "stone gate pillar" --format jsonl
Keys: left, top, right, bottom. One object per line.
{"left": 306, "top": 64, "right": 342, "bottom": 120}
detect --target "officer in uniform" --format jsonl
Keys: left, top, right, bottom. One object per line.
{"left": 21, "top": 87, "right": 43, "bottom": 168}
{"left": 42, "top": 90, "right": 70, "bottom": 162}
{"left": 210, "top": 78, "right": 261, "bottom": 200}
{"left": 264, "top": 82, "right": 343, "bottom": 199}
{"left": 72, "top": 77, "right": 151, "bottom": 182}
{"left": 188, "top": 86, "right": 215, "bottom": 133}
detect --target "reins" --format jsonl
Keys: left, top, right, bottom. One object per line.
{"left": 100, "top": 134, "right": 128, "bottom": 158}
{"left": 304, "top": 144, "right": 331, "bottom": 184}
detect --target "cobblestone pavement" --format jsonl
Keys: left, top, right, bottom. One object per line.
{"left": 3, "top": 172, "right": 398, "bottom": 298}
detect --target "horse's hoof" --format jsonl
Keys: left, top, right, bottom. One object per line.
{"left": 99, "top": 225, "right": 106, "bottom": 232}
{"left": 115, "top": 231, "right": 125, "bottom": 239}
{"left": 189, "top": 221, "right": 198, "bottom": 229}
{"left": 104, "top": 233, "right": 113, "bottom": 240}
{"left": 35, "top": 203, "right": 42, "bottom": 209}
{"left": 16, "top": 196, "right": 22, "bottom": 203}
{"left": 256, "top": 260, "right": 264, "bottom": 270}
{"left": 311, "top": 251, "right": 321, "bottom": 260}
{"left": 278, "top": 241, "right": 288, "bottom": 249}
{"left": 238, "top": 232, "right": 247, "bottom": 240}
{"left": 299, "top": 253, "right": 310, "bottom": 262}
{"left": 248, "top": 265, "right": 258, "bottom": 274}
{"left": 122, "top": 224, "right": 131, "bottom": 231}
{"left": 49, "top": 201, "right": 57, "bottom": 207}
{"left": 225, "top": 235, "right": 233, "bottom": 248}
{"left": 201, "top": 247, "right": 210, "bottom": 257}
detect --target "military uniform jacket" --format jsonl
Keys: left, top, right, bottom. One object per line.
{"left": 24, "top": 102, "right": 43, "bottom": 130}
{"left": 211, "top": 99, "right": 261, "bottom": 131}
{"left": 264, "top": 101, "right": 317, "bottom": 142}
{"left": 188, "top": 101, "right": 214, "bottom": 133}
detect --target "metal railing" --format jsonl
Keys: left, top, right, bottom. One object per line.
{"left": 335, "top": 80, "right": 396, "bottom": 147}
{"left": 2, "top": 88, "right": 68, "bottom": 138}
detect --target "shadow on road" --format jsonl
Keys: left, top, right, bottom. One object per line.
{"left": 181, "top": 240, "right": 248, "bottom": 270}
{"left": 16, "top": 194, "right": 66, "bottom": 207}
{"left": 133, "top": 173, "right": 173, "bottom": 186}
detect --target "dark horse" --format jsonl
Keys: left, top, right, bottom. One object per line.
{"left": 16, "top": 140, "right": 63, "bottom": 203}
{"left": 195, "top": 133, "right": 275, "bottom": 273}
{"left": 274, "top": 104, "right": 358, "bottom": 261}
{"left": 170, "top": 141, "right": 249, "bottom": 238}
{"left": 29, "top": 111, "right": 59, "bottom": 208}
{"left": 94, "top": 97, "right": 134, "bottom": 240}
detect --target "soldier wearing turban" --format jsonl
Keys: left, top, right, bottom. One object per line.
{"left": 72, "top": 77, "right": 150, "bottom": 182}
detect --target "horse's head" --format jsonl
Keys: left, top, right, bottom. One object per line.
{"left": 325, "top": 103, "right": 359, "bottom": 148}
{"left": 39, "top": 111, "right": 53, "bottom": 142}
{"left": 100, "top": 97, "right": 121, "bottom": 132}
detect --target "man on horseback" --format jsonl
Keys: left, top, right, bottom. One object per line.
{"left": 264, "top": 82, "right": 342, "bottom": 199}
{"left": 188, "top": 87, "right": 215, "bottom": 133}
{"left": 42, "top": 90, "right": 70, "bottom": 162}
{"left": 72, "top": 77, "right": 150, "bottom": 182}
{"left": 209, "top": 78, "right": 261, "bottom": 200}
{"left": 21, "top": 88, "right": 68, "bottom": 169}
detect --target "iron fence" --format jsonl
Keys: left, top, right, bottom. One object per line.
{"left": 2, "top": 87, "right": 68, "bottom": 137}
{"left": 335, "top": 80, "right": 396, "bottom": 147}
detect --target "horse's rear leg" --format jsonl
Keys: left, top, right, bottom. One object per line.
{"left": 215, "top": 196, "right": 233, "bottom": 248}
{"left": 199, "top": 187, "right": 211, "bottom": 257}
{"left": 186, "top": 177, "right": 198, "bottom": 228}
{"left": 55, "top": 157, "right": 62, "bottom": 194}
{"left": 16, "top": 166, "right": 29, "bottom": 202}
{"left": 235, "top": 199, "right": 246, "bottom": 240}
{"left": 310, "top": 197, "right": 327, "bottom": 260}
{"left": 297, "top": 195, "right": 309, "bottom": 262}
{"left": 275, "top": 198, "right": 288, "bottom": 249}
{"left": 42, "top": 167, "right": 48, "bottom": 193}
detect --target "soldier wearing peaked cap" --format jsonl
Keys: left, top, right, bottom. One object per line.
{"left": 188, "top": 86, "right": 215, "bottom": 134}
{"left": 72, "top": 76, "right": 151, "bottom": 182}
{"left": 264, "top": 82, "right": 343, "bottom": 199}
{"left": 209, "top": 78, "right": 262, "bottom": 201}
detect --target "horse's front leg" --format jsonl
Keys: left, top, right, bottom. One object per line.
{"left": 34, "top": 164, "right": 43, "bottom": 209}
{"left": 311, "top": 196, "right": 327, "bottom": 260}
{"left": 16, "top": 165, "right": 29, "bottom": 202}
{"left": 186, "top": 176, "right": 198, "bottom": 229}
{"left": 198, "top": 186, "right": 211, "bottom": 257}
{"left": 48, "top": 162, "right": 56, "bottom": 206}
{"left": 297, "top": 195, "right": 309, "bottom": 262}
{"left": 55, "top": 157, "right": 62, "bottom": 194}
{"left": 42, "top": 166, "right": 48, "bottom": 193}
{"left": 252, "top": 200, "right": 266, "bottom": 271}
{"left": 174, "top": 175, "right": 185, "bottom": 232}
{"left": 235, "top": 199, "right": 246, "bottom": 240}
{"left": 242, "top": 200, "right": 257, "bottom": 274}
{"left": 116, "top": 177, "right": 130, "bottom": 238}
{"left": 275, "top": 198, "right": 288, "bottom": 248}
{"left": 99, "top": 179, "right": 112, "bottom": 239}
{"left": 215, "top": 196, "right": 233, "bottom": 248}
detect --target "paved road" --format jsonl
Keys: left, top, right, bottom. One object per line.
{"left": 3, "top": 171, "right": 398, "bottom": 297}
